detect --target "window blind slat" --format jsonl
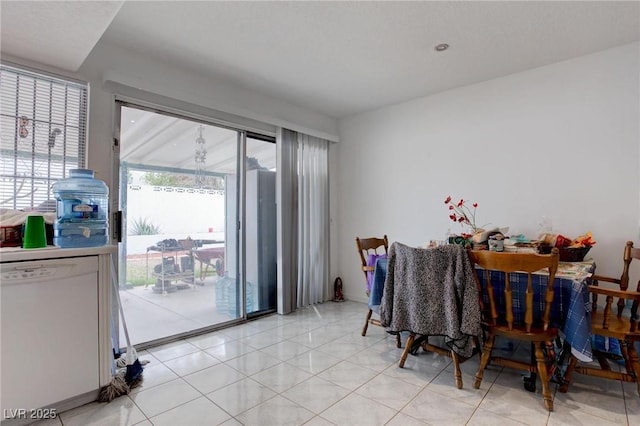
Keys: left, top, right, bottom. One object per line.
{"left": 0, "top": 63, "right": 88, "bottom": 211}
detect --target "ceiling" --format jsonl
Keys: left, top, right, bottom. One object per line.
{"left": 0, "top": 1, "right": 124, "bottom": 71}
{"left": 2, "top": 1, "right": 639, "bottom": 119}
{"left": 120, "top": 106, "right": 276, "bottom": 175}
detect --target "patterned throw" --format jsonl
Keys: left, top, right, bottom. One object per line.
{"left": 380, "top": 242, "right": 482, "bottom": 358}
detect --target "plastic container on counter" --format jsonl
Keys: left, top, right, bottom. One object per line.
{"left": 52, "top": 169, "right": 109, "bottom": 248}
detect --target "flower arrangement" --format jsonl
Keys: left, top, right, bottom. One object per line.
{"left": 444, "top": 196, "right": 482, "bottom": 234}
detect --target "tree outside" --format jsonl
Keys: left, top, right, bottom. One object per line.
{"left": 142, "top": 172, "right": 224, "bottom": 190}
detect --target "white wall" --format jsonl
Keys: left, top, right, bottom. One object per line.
{"left": 337, "top": 42, "right": 640, "bottom": 303}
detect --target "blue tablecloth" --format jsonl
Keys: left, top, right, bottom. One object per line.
{"left": 370, "top": 256, "right": 596, "bottom": 362}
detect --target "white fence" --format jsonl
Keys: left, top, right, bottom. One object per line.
{"left": 125, "top": 184, "right": 226, "bottom": 254}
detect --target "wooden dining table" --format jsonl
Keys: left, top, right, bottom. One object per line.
{"left": 369, "top": 250, "right": 596, "bottom": 363}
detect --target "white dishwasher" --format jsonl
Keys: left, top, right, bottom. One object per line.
{"left": 1, "top": 255, "right": 100, "bottom": 419}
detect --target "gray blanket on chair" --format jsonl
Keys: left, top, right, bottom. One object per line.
{"left": 379, "top": 242, "right": 482, "bottom": 358}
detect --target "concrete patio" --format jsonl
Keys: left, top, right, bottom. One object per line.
{"left": 119, "top": 273, "right": 242, "bottom": 347}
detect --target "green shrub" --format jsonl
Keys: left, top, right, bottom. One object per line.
{"left": 129, "top": 217, "right": 161, "bottom": 235}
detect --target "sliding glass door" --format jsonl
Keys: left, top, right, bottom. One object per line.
{"left": 114, "top": 102, "right": 276, "bottom": 347}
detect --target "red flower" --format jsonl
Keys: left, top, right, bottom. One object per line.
{"left": 445, "top": 195, "right": 482, "bottom": 232}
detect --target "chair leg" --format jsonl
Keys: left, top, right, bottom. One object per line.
{"left": 395, "top": 332, "right": 402, "bottom": 348}
{"left": 534, "top": 342, "right": 553, "bottom": 411}
{"left": 474, "top": 334, "right": 495, "bottom": 389}
{"left": 559, "top": 354, "right": 578, "bottom": 393}
{"left": 623, "top": 339, "right": 640, "bottom": 396}
{"left": 399, "top": 333, "right": 415, "bottom": 368}
{"left": 361, "top": 309, "right": 372, "bottom": 336}
{"left": 620, "top": 339, "right": 632, "bottom": 375}
{"left": 451, "top": 350, "right": 463, "bottom": 389}
{"left": 596, "top": 352, "right": 612, "bottom": 371}
{"left": 202, "top": 264, "right": 210, "bottom": 281}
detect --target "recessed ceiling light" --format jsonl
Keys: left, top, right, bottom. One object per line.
{"left": 435, "top": 43, "right": 449, "bottom": 52}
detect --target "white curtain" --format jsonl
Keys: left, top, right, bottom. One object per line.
{"left": 276, "top": 129, "right": 330, "bottom": 312}
{"left": 296, "top": 133, "right": 330, "bottom": 307}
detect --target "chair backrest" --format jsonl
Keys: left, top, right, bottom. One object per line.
{"left": 468, "top": 248, "right": 559, "bottom": 333}
{"left": 619, "top": 241, "right": 640, "bottom": 292}
{"left": 355, "top": 235, "right": 389, "bottom": 283}
{"left": 597, "top": 241, "right": 640, "bottom": 319}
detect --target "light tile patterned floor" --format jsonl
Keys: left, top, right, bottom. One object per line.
{"left": 37, "top": 301, "right": 640, "bottom": 425}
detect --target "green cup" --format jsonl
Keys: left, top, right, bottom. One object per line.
{"left": 23, "top": 215, "right": 47, "bottom": 249}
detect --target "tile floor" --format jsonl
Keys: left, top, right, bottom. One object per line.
{"left": 36, "top": 301, "right": 639, "bottom": 426}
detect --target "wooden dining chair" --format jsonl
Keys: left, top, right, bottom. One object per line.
{"left": 468, "top": 248, "right": 560, "bottom": 411}
{"left": 381, "top": 243, "right": 483, "bottom": 389}
{"left": 356, "top": 235, "right": 401, "bottom": 348}
{"left": 559, "top": 241, "right": 640, "bottom": 396}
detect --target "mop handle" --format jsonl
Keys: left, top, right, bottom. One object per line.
{"left": 111, "top": 258, "right": 132, "bottom": 350}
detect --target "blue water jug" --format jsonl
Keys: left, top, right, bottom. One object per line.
{"left": 53, "top": 169, "right": 109, "bottom": 248}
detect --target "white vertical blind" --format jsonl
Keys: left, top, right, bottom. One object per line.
{"left": 276, "top": 128, "right": 298, "bottom": 314}
{"left": 277, "top": 128, "right": 330, "bottom": 311}
{"left": 0, "top": 63, "right": 88, "bottom": 210}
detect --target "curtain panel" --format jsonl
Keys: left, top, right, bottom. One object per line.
{"left": 277, "top": 129, "right": 330, "bottom": 313}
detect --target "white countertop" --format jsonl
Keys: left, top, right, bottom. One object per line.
{"left": 0, "top": 245, "right": 117, "bottom": 262}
